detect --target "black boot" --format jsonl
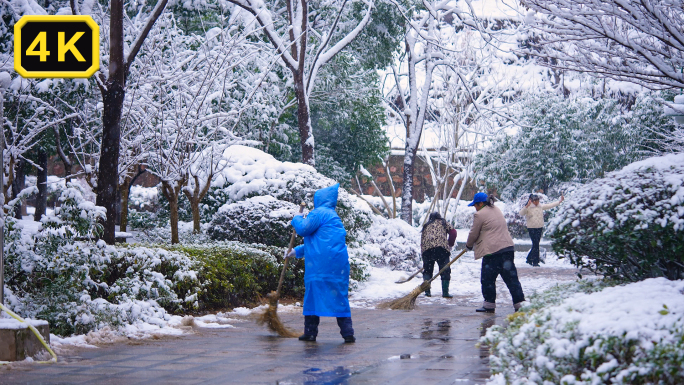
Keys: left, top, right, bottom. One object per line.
{"left": 442, "top": 280, "right": 453, "bottom": 298}
{"left": 343, "top": 335, "right": 356, "bottom": 343}
{"left": 475, "top": 307, "right": 495, "bottom": 313}
{"left": 424, "top": 288, "right": 431, "bottom": 297}
{"left": 298, "top": 334, "right": 316, "bottom": 342}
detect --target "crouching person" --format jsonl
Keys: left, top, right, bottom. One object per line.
{"left": 288, "top": 183, "right": 355, "bottom": 343}
{"left": 465, "top": 193, "right": 525, "bottom": 313}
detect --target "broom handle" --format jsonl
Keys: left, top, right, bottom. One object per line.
{"left": 425, "top": 248, "right": 468, "bottom": 285}
{"left": 276, "top": 202, "right": 306, "bottom": 297}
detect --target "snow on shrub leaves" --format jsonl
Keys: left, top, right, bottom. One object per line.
{"left": 208, "top": 196, "right": 299, "bottom": 247}
{"left": 205, "top": 145, "right": 373, "bottom": 245}
{"left": 3, "top": 184, "right": 201, "bottom": 336}
{"left": 482, "top": 278, "right": 684, "bottom": 385}
{"left": 352, "top": 216, "right": 421, "bottom": 271}
{"left": 549, "top": 153, "right": 684, "bottom": 281}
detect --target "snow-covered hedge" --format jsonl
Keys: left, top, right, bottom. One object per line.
{"left": 204, "top": 145, "right": 373, "bottom": 242}
{"left": 129, "top": 185, "right": 158, "bottom": 211}
{"left": 549, "top": 154, "right": 684, "bottom": 281}
{"left": 208, "top": 196, "right": 300, "bottom": 247}
{"left": 482, "top": 278, "right": 684, "bottom": 385}
{"left": 352, "top": 216, "right": 422, "bottom": 271}
{"left": 3, "top": 185, "right": 201, "bottom": 336}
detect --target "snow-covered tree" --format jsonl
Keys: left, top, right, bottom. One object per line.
{"left": 223, "top": 0, "right": 375, "bottom": 166}
{"left": 91, "top": 0, "right": 173, "bottom": 244}
{"left": 473, "top": 94, "right": 673, "bottom": 199}
{"left": 272, "top": 52, "right": 389, "bottom": 183}
{"left": 520, "top": 0, "right": 684, "bottom": 101}
{"left": 137, "top": 15, "right": 261, "bottom": 243}
{"left": 383, "top": 0, "right": 535, "bottom": 223}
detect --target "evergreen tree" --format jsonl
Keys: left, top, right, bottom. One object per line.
{"left": 473, "top": 94, "right": 674, "bottom": 199}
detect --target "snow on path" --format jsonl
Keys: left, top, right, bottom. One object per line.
{"left": 350, "top": 250, "right": 577, "bottom": 308}
{"left": 48, "top": 248, "right": 574, "bottom": 349}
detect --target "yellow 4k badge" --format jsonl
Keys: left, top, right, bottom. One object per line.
{"left": 14, "top": 15, "right": 100, "bottom": 78}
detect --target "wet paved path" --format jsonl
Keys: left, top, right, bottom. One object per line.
{"left": 0, "top": 303, "right": 510, "bottom": 385}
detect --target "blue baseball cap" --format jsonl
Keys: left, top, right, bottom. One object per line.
{"left": 468, "top": 192, "right": 488, "bottom": 207}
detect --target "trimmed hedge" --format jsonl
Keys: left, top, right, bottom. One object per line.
{"left": 169, "top": 243, "right": 306, "bottom": 309}
{"left": 165, "top": 242, "right": 370, "bottom": 310}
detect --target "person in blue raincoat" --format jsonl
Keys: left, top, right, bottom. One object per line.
{"left": 287, "top": 183, "right": 355, "bottom": 343}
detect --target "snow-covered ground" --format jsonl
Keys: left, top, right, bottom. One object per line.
{"left": 43, "top": 248, "right": 573, "bottom": 351}
{"left": 350, "top": 249, "right": 576, "bottom": 308}
{"left": 46, "top": 304, "right": 305, "bottom": 351}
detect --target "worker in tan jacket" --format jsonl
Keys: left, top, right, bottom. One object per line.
{"left": 466, "top": 192, "right": 525, "bottom": 313}
{"left": 519, "top": 194, "right": 564, "bottom": 266}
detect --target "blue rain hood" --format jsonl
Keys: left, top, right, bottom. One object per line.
{"left": 292, "top": 183, "right": 351, "bottom": 317}
{"left": 314, "top": 183, "right": 339, "bottom": 209}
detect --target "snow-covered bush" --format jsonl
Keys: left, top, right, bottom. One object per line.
{"left": 170, "top": 242, "right": 369, "bottom": 308}
{"left": 202, "top": 145, "right": 373, "bottom": 242}
{"left": 40, "top": 184, "right": 106, "bottom": 241}
{"left": 3, "top": 186, "right": 201, "bottom": 336}
{"left": 126, "top": 186, "right": 163, "bottom": 229}
{"left": 208, "top": 196, "right": 300, "bottom": 247}
{"left": 353, "top": 216, "right": 422, "bottom": 271}
{"left": 549, "top": 153, "right": 684, "bottom": 281}
{"left": 482, "top": 278, "right": 684, "bottom": 385}
{"left": 129, "top": 185, "right": 158, "bottom": 211}
{"left": 167, "top": 243, "right": 304, "bottom": 309}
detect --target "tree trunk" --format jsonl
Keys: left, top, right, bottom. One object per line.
{"left": 161, "top": 180, "right": 182, "bottom": 244}
{"left": 119, "top": 178, "right": 130, "bottom": 232}
{"left": 53, "top": 126, "right": 73, "bottom": 182}
{"left": 95, "top": 0, "right": 125, "bottom": 245}
{"left": 183, "top": 174, "right": 212, "bottom": 234}
{"left": 12, "top": 159, "right": 26, "bottom": 219}
{"left": 189, "top": 198, "right": 200, "bottom": 234}
{"left": 294, "top": 73, "right": 315, "bottom": 166}
{"left": 34, "top": 150, "right": 48, "bottom": 221}
{"left": 400, "top": 141, "right": 418, "bottom": 225}
{"left": 96, "top": 83, "right": 125, "bottom": 244}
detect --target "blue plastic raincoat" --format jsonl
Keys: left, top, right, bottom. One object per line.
{"left": 292, "top": 184, "right": 351, "bottom": 317}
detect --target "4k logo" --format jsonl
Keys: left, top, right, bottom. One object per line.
{"left": 14, "top": 15, "right": 99, "bottom": 78}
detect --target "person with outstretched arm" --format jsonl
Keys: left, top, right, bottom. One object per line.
{"left": 519, "top": 194, "right": 564, "bottom": 266}
{"left": 287, "top": 183, "right": 355, "bottom": 343}
{"left": 465, "top": 193, "right": 525, "bottom": 313}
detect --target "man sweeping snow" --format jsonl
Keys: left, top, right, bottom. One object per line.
{"left": 287, "top": 183, "right": 355, "bottom": 343}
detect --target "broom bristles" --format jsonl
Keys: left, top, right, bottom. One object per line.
{"left": 256, "top": 291, "right": 300, "bottom": 338}
{"left": 378, "top": 281, "right": 431, "bottom": 310}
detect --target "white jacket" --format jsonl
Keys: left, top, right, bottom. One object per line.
{"left": 519, "top": 200, "right": 561, "bottom": 229}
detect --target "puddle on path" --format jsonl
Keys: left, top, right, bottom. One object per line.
{"left": 278, "top": 366, "right": 352, "bottom": 385}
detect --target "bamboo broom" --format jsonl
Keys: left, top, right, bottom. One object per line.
{"left": 379, "top": 248, "right": 468, "bottom": 310}
{"left": 256, "top": 202, "right": 306, "bottom": 337}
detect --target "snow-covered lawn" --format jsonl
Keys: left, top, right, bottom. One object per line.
{"left": 483, "top": 278, "right": 684, "bottom": 385}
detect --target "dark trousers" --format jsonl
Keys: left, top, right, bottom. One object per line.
{"left": 481, "top": 250, "right": 525, "bottom": 304}
{"left": 304, "top": 315, "right": 354, "bottom": 337}
{"left": 526, "top": 228, "right": 543, "bottom": 265}
{"left": 422, "top": 247, "right": 451, "bottom": 281}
